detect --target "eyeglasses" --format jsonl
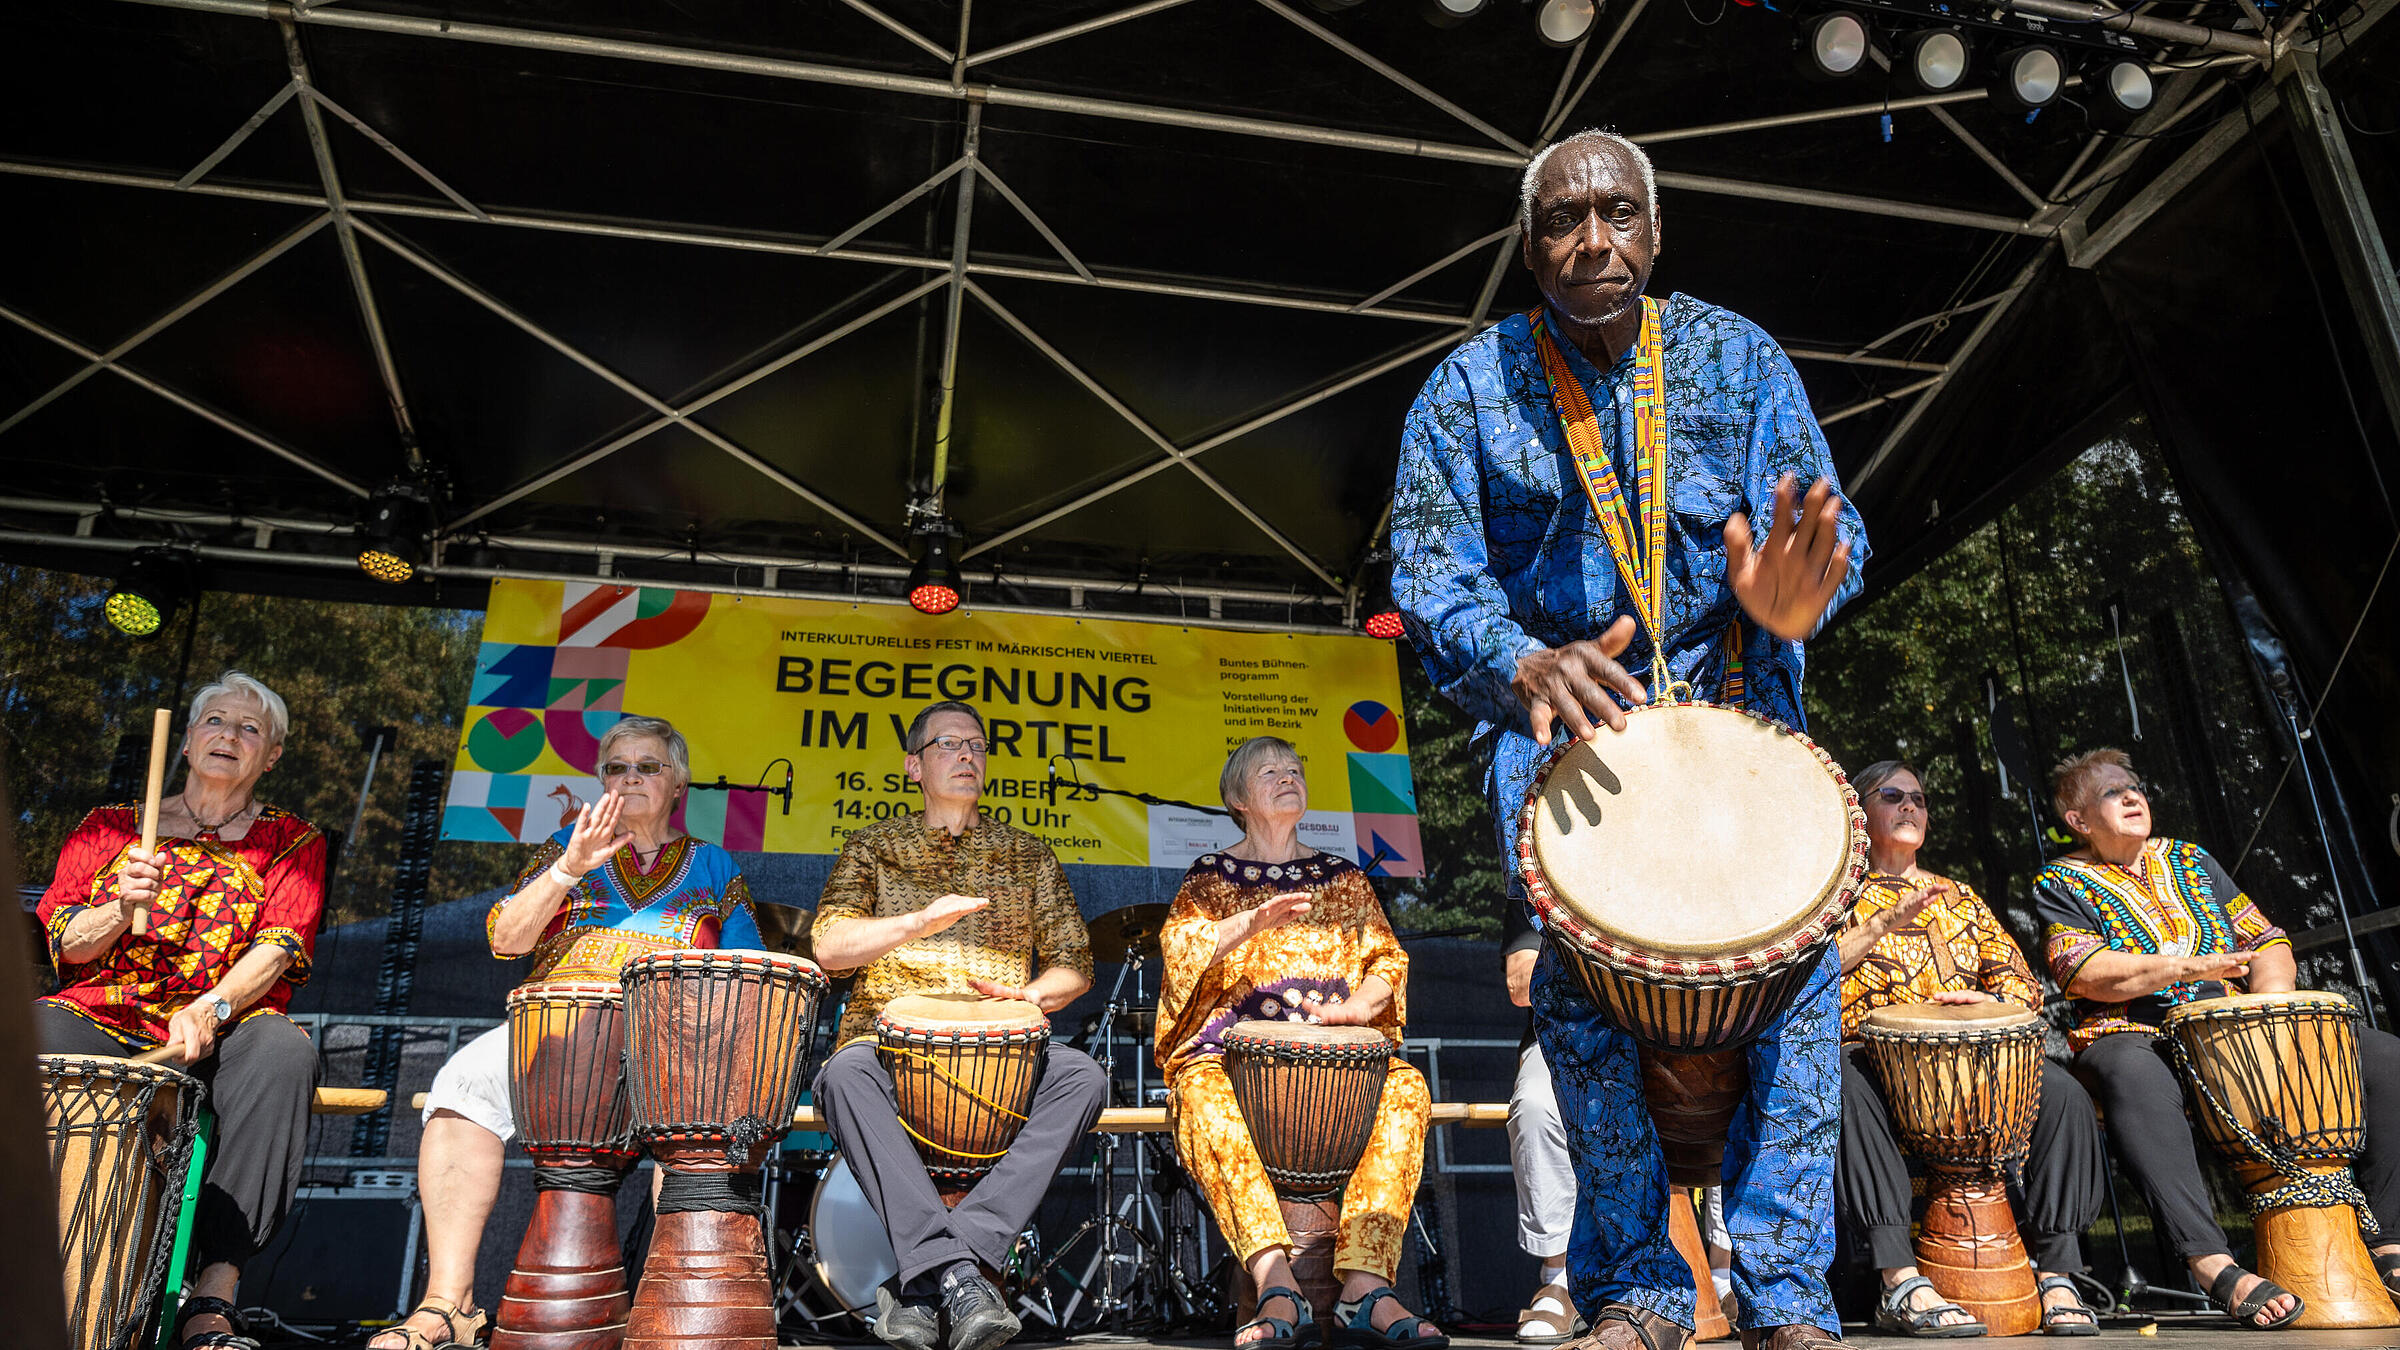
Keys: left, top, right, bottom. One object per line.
{"left": 915, "top": 736, "right": 990, "bottom": 757}
{"left": 1872, "top": 787, "right": 1928, "bottom": 808}
{"left": 2098, "top": 781, "right": 2150, "bottom": 803}
{"left": 601, "top": 759, "right": 669, "bottom": 779}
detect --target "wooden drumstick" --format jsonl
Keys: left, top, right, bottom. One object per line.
{"left": 128, "top": 1043, "right": 179, "bottom": 1068}
{"left": 131, "top": 707, "right": 172, "bottom": 937}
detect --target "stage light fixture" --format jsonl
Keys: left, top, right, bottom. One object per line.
{"left": 1991, "top": 43, "right": 2065, "bottom": 108}
{"left": 908, "top": 529, "right": 963, "bottom": 616}
{"left": 1535, "top": 0, "right": 1598, "bottom": 46}
{"left": 105, "top": 548, "right": 196, "bottom": 638}
{"left": 1898, "top": 28, "right": 1972, "bottom": 94}
{"left": 2087, "top": 57, "right": 2155, "bottom": 126}
{"left": 1357, "top": 548, "right": 1404, "bottom": 641}
{"left": 1797, "top": 10, "right": 1871, "bottom": 79}
{"left": 358, "top": 480, "right": 433, "bottom": 584}
{"left": 1422, "top": 0, "right": 1487, "bottom": 25}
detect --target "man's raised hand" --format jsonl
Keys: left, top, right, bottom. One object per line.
{"left": 916, "top": 893, "right": 990, "bottom": 938}
{"left": 1726, "top": 474, "right": 1852, "bottom": 642}
{"left": 1512, "top": 615, "right": 1649, "bottom": 744}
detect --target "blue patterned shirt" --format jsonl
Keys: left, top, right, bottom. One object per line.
{"left": 1390, "top": 295, "right": 1869, "bottom": 904}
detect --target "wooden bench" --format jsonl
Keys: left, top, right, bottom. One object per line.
{"left": 406, "top": 1093, "right": 1508, "bottom": 1130}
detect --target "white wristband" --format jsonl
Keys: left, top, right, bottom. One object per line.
{"left": 548, "top": 862, "right": 584, "bottom": 889}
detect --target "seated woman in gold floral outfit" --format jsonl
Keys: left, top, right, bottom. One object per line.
{"left": 1156, "top": 736, "right": 1440, "bottom": 1350}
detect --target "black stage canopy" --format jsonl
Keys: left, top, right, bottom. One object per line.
{"left": 5, "top": 0, "right": 2380, "bottom": 628}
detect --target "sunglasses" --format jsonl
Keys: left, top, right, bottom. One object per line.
{"left": 601, "top": 760, "right": 669, "bottom": 779}
{"left": 1872, "top": 787, "right": 1929, "bottom": 809}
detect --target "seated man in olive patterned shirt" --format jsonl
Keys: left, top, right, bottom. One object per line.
{"left": 811, "top": 700, "right": 1106, "bottom": 1350}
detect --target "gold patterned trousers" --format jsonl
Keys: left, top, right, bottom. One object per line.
{"left": 1169, "top": 1056, "right": 1430, "bottom": 1281}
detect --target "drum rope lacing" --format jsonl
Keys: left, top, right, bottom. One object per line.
{"left": 656, "top": 1167, "right": 766, "bottom": 1216}
{"left": 2164, "top": 1032, "right": 2381, "bottom": 1235}
{"left": 879, "top": 1046, "right": 1032, "bottom": 1162}
{"left": 532, "top": 1165, "right": 629, "bottom": 1195}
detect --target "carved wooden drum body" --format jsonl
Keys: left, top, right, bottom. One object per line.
{"left": 2161, "top": 990, "right": 2397, "bottom": 1329}
{"left": 496, "top": 979, "right": 640, "bottom": 1350}
{"left": 621, "top": 950, "right": 828, "bottom": 1350}
{"left": 875, "top": 992, "right": 1049, "bottom": 1192}
{"left": 1860, "top": 1001, "right": 2048, "bottom": 1336}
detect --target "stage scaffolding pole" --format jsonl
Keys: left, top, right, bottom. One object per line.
{"left": 2274, "top": 48, "right": 2400, "bottom": 452}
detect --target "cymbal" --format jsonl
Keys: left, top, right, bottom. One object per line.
{"left": 755, "top": 902, "right": 813, "bottom": 957}
{"left": 1086, "top": 903, "right": 1169, "bottom": 958}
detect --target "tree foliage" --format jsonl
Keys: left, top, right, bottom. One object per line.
{"left": 0, "top": 565, "right": 517, "bottom": 928}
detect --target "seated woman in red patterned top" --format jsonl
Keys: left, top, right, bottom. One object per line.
{"left": 35, "top": 671, "right": 325, "bottom": 1350}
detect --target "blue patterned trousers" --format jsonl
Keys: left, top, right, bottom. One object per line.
{"left": 1531, "top": 943, "right": 1843, "bottom": 1334}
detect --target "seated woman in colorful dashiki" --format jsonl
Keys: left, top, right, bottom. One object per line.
{"left": 36, "top": 671, "right": 326, "bottom": 1350}
{"left": 2036, "top": 747, "right": 2400, "bottom": 1330}
{"left": 373, "top": 714, "right": 765, "bottom": 1350}
{"left": 1155, "top": 736, "right": 1440, "bottom": 1350}
{"left": 1834, "top": 760, "right": 2103, "bottom": 1338}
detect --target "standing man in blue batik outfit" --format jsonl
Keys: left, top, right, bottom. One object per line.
{"left": 1392, "top": 130, "right": 1869, "bottom": 1350}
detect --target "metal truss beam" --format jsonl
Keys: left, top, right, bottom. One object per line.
{"left": 0, "top": 301, "right": 367, "bottom": 495}
{"left": 965, "top": 279, "right": 1342, "bottom": 591}
{"left": 0, "top": 526, "right": 1357, "bottom": 634}
{"left": 112, "top": 0, "right": 2049, "bottom": 237}
{"left": 929, "top": 105, "right": 982, "bottom": 515}
{"left": 836, "top": 0, "right": 952, "bottom": 63}
{"left": 1253, "top": 0, "right": 1527, "bottom": 154}
{"left": 448, "top": 273, "right": 948, "bottom": 531}
{"left": 279, "top": 18, "right": 418, "bottom": 462}
{"left": 965, "top": 1, "right": 1201, "bottom": 68}
{"left": 1849, "top": 246, "right": 2051, "bottom": 491}
{"left": 0, "top": 213, "right": 331, "bottom": 438}
{"left": 351, "top": 218, "right": 908, "bottom": 555}
{"left": 963, "top": 326, "right": 1465, "bottom": 564}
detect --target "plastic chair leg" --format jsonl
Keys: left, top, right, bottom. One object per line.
{"left": 154, "top": 1107, "right": 217, "bottom": 1350}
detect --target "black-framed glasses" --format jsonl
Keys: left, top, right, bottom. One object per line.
{"left": 1872, "top": 786, "right": 1928, "bottom": 809}
{"left": 601, "top": 759, "right": 668, "bottom": 779}
{"left": 916, "top": 735, "right": 990, "bottom": 757}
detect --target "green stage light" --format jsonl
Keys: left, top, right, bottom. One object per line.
{"left": 105, "top": 549, "right": 195, "bottom": 638}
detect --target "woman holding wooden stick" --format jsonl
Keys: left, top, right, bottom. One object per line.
{"left": 34, "top": 670, "right": 326, "bottom": 1350}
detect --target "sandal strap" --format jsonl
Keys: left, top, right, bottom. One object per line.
{"left": 175, "top": 1297, "right": 250, "bottom": 1337}
{"left": 2206, "top": 1263, "right": 2298, "bottom": 1321}
{"left": 1257, "top": 1285, "right": 1313, "bottom": 1324}
{"left": 1594, "top": 1302, "right": 1686, "bottom": 1350}
{"left": 1339, "top": 1287, "right": 1404, "bottom": 1324}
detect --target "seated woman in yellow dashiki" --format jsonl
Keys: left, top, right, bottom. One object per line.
{"left": 1155, "top": 736, "right": 1440, "bottom": 1350}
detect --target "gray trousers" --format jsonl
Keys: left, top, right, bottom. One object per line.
{"left": 814, "top": 1039, "right": 1108, "bottom": 1286}
{"left": 37, "top": 1000, "right": 320, "bottom": 1270}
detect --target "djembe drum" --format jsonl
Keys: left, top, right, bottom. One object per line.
{"left": 875, "top": 992, "right": 1048, "bottom": 1200}
{"left": 1518, "top": 701, "right": 1865, "bottom": 1339}
{"left": 2160, "top": 990, "right": 2399, "bottom": 1329}
{"left": 1858, "top": 1001, "right": 2048, "bottom": 1336}
{"left": 621, "top": 950, "right": 826, "bottom": 1350}
{"left": 41, "top": 1054, "right": 200, "bottom": 1350}
{"left": 495, "top": 980, "right": 641, "bottom": 1350}
{"left": 1222, "top": 1019, "right": 1393, "bottom": 1317}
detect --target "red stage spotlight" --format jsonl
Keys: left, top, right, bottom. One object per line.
{"left": 908, "top": 529, "right": 963, "bottom": 615}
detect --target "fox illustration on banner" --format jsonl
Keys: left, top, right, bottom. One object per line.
{"left": 446, "top": 579, "right": 1421, "bottom": 876}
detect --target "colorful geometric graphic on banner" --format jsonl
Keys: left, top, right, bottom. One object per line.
{"left": 446, "top": 580, "right": 1418, "bottom": 873}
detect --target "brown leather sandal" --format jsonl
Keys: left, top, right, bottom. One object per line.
{"left": 1738, "top": 1325, "right": 1845, "bottom": 1350}
{"left": 1569, "top": 1303, "right": 1690, "bottom": 1350}
{"left": 368, "top": 1295, "right": 489, "bottom": 1350}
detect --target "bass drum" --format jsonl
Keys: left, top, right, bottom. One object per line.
{"left": 809, "top": 1153, "right": 899, "bottom": 1314}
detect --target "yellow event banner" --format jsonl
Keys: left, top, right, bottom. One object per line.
{"left": 444, "top": 579, "right": 1421, "bottom": 875}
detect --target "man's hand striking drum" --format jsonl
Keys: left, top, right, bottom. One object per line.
{"left": 1728, "top": 474, "right": 1855, "bottom": 641}
{"left": 1514, "top": 615, "right": 1649, "bottom": 744}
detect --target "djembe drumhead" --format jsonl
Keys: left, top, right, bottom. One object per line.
{"left": 1516, "top": 702, "right": 1865, "bottom": 1051}
{"left": 876, "top": 992, "right": 1050, "bottom": 1183}
{"left": 1857, "top": 1000, "right": 2045, "bottom": 1171}
{"left": 1221, "top": 1019, "right": 1391, "bottom": 1195}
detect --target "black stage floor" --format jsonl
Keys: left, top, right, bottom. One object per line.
{"left": 291, "top": 1328, "right": 2400, "bottom": 1349}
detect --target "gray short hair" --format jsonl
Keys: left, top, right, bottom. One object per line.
{"left": 1519, "top": 129, "right": 1660, "bottom": 235}
{"left": 1219, "top": 735, "right": 1303, "bottom": 830}
{"left": 905, "top": 701, "right": 984, "bottom": 754}
{"left": 185, "top": 670, "right": 288, "bottom": 747}
{"left": 595, "top": 715, "right": 690, "bottom": 786}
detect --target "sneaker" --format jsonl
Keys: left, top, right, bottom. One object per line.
{"left": 875, "top": 1285, "right": 942, "bottom": 1350}
{"left": 940, "top": 1267, "right": 1021, "bottom": 1350}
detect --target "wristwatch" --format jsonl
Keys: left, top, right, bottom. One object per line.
{"left": 204, "top": 997, "right": 233, "bottom": 1025}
